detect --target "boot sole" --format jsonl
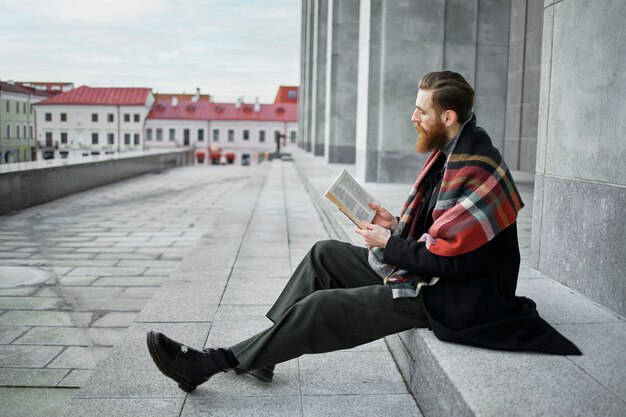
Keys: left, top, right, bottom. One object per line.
{"left": 146, "top": 331, "right": 196, "bottom": 393}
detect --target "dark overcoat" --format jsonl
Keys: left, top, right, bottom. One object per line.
{"left": 383, "top": 120, "right": 581, "bottom": 355}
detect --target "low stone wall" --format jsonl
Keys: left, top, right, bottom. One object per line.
{"left": 0, "top": 150, "right": 194, "bottom": 215}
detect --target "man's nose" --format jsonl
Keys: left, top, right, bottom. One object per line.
{"left": 411, "top": 110, "right": 420, "bottom": 123}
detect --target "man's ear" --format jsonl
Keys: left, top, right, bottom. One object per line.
{"left": 441, "top": 110, "right": 458, "bottom": 127}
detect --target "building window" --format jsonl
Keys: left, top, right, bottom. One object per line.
{"left": 61, "top": 132, "right": 68, "bottom": 144}
{"left": 60, "top": 113, "right": 67, "bottom": 122}
{"left": 156, "top": 128, "right": 163, "bottom": 141}
{"left": 124, "top": 133, "right": 131, "bottom": 145}
{"left": 22, "top": 125, "right": 27, "bottom": 139}
{"left": 16, "top": 125, "right": 20, "bottom": 139}
{"left": 108, "top": 133, "right": 115, "bottom": 145}
{"left": 5, "top": 101, "right": 9, "bottom": 112}
{"left": 169, "top": 128, "right": 175, "bottom": 141}
{"left": 45, "top": 113, "right": 52, "bottom": 122}
{"left": 243, "top": 129, "right": 249, "bottom": 141}
{"left": 108, "top": 113, "right": 114, "bottom": 122}
{"left": 23, "top": 103, "right": 27, "bottom": 113}
{"left": 45, "top": 131, "right": 53, "bottom": 146}
{"left": 146, "top": 128, "right": 152, "bottom": 141}
{"left": 5, "top": 124, "right": 10, "bottom": 138}
{"left": 213, "top": 129, "right": 219, "bottom": 142}
{"left": 29, "top": 125, "right": 34, "bottom": 138}
{"left": 288, "top": 90, "right": 297, "bottom": 99}
{"left": 228, "top": 129, "right": 234, "bottom": 142}
{"left": 92, "top": 133, "right": 99, "bottom": 145}
{"left": 259, "top": 130, "right": 265, "bottom": 143}
{"left": 134, "top": 114, "right": 140, "bottom": 122}
{"left": 16, "top": 102, "right": 20, "bottom": 113}
{"left": 290, "top": 131, "right": 296, "bottom": 144}
{"left": 92, "top": 113, "right": 98, "bottom": 122}
{"left": 198, "top": 129, "right": 204, "bottom": 142}
{"left": 134, "top": 134, "right": 140, "bottom": 145}
{"left": 124, "top": 114, "right": 130, "bottom": 122}
{"left": 274, "top": 130, "right": 281, "bottom": 143}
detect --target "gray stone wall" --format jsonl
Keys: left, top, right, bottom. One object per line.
{"left": 504, "top": 0, "right": 544, "bottom": 172}
{"left": 532, "top": 0, "right": 626, "bottom": 316}
{"left": 0, "top": 150, "right": 193, "bottom": 216}
{"left": 355, "top": 0, "right": 511, "bottom": 183}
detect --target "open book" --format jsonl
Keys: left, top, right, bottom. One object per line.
{"left": 325, "top": 170, "right": 379, "bottom": 229}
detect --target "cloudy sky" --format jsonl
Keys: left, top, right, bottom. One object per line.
{"left": 0, "top": 0, "right": 301, "bottom": 102}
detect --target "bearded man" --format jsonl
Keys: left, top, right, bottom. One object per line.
{"left": 146, "top": 71, "right": 580, "bottom": 393}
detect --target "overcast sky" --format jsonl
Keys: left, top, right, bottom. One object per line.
{"left": 0, "top": 0, "right": 301, "bottom": 103}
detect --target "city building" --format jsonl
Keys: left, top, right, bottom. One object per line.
{"left": 16, "top": 82, "right": 75, "bottom": 96}
{"left": 0, "top": 81, "right": 52, "bottom": 164}
{"left": 34, "top": 86, "right": 154, "bottom": 156}
{"left": 145, "top": 86, "right": 299, "bottom": 165}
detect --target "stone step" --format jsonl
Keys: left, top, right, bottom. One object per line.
{"left": 291, "top": 149, "right": 626, "bottom": 417}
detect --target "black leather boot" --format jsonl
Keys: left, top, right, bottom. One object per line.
{"left": 146, "top": 331, "right": 232, "bottom": 392}
{"left": 234, "top": 364, "right": 275, "bottom": 382}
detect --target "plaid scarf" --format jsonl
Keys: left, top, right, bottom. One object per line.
{"left": 369, "top": 115, "right": 524, "bottom": 298}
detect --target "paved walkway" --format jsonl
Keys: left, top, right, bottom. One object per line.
{"left": 1, "top": 148, "right": 624, "bottom": 416}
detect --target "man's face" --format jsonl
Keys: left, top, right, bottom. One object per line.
{"left": 411, "top": 89, "right": 449, "bottom": 153}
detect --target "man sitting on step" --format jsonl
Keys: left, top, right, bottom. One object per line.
{"left": 146, "top": 70, "right": 581, "bottom": 393}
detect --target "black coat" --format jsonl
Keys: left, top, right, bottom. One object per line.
{"left": 383, "top": 144, "right": 581, "bottom": 356}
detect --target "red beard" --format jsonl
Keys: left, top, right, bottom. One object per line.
{"left": 415, "top": 118, "right": 449, "bottom": 153}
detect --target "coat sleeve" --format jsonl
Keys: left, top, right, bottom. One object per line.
{"left": 382, "top": 235, "right": 493, "bottom": 280}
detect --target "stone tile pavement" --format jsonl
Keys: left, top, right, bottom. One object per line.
{"left": 1, "top": 159, "right": 422, "bottom": 416}
{"left": 0, "top": 165, "right": 269, "bottom": 416}
{"left": 2, "top": 147, "right": 625, "bottom": 416}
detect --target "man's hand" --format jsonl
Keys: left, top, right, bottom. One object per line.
{"left": 355, "top": 222, "right": 391, "bottom": 249}
{"left": 369, "top": 202, "right": 398, "bottom": 231}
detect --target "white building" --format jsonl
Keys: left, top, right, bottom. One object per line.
{"left": 145, "top": 86, "right": 298, "bottom": 165}
{"left": 34, "top": 86, "right": 154, "bottom": 154}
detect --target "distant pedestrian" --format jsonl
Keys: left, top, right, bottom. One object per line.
{"left": 147, "top": 70, "right": 580, "bottom": 393}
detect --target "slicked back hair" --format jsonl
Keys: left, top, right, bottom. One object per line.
{"left": 418, "top": 71, "right": 474, "bottom": 122}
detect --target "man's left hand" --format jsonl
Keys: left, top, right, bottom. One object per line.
{"left": 354, "top": 222, "right": 391, "bottom": 249}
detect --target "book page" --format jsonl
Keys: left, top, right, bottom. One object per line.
{"left": 324, "top": 170, "right": 379, "bottom": 229}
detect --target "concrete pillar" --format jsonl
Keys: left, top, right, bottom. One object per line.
{"left": 324, "top": 0, "right": 360, "bottom": 164}
{"left": 355, "top": 0, "right": 510, "bottom": 183}
{"left": 504, "top": 0, "right": 544, "bottom": 172}
{"left": 311, "top": 0, "right": 328, "bottom": 156}
{"left": 298, "top": 0, "right": 308, "bottom": 149}
{"left": 532, "top": 0, "right": 626, "bottom": 316}
{"left": 300, "top": 0, "right": 316, "bottom": 152}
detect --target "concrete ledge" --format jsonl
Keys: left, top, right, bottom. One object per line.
{"left": 0, "top": 150, "right": 194, "bottom": 215}
{"left": 291, "top": 149, "right": 626, "bottom": 416}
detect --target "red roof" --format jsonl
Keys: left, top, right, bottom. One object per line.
{"left": 0, "top": 81, "right": 53, "bottom": 97}
{"left": 274, "top": 86, "right": 299, "bottom": 104}
{"left": 37, "top": 86, "right": 152, "bottom": 106}
{"left": 147, "top": 99, "right": 297, "bottom": 122}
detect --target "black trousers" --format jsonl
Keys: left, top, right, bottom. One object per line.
{"left": 230, "top": 240, "right": 428, "bottom": 370}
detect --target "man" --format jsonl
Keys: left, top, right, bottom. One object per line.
{"left": 147, "top": 71, "right": 580, "bottom": 393}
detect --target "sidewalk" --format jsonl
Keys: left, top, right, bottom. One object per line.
{"left": 65, "top": 158, "right": 422, "bottom": 416}
{"left": 2, "top": 148, "right": 624, "bottom": 416}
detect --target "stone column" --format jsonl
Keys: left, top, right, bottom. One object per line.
{"left": 532, "top": 0, "right": 626, "bottom": 316}
{"left": 324, "top": 0, "right": 360, "bottom": 163}
{"left": 311, "top": 0, "right": 328, "bottom": 156}
{"left": 298, "top": 0, "right": 308, "bottom": 149}
{"left": 355, "top": 0, "right": 510, "bottom": 183}
{"left": 503, "top": 0, "right": 544, "bottom": 172}
{"left": 300, "top": 0, "right": 316, "bottom": 152}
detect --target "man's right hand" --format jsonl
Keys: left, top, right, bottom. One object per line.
{"left": 369, "top": 202, "right": 398, "bottom": 232}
